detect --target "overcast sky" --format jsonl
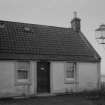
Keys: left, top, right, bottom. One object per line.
{"left": 0, "top": 0, "right": 105, "bottom": 74}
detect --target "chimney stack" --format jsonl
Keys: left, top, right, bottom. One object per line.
{"left": 71, "top": 12, "right": 81, "bottom": 32}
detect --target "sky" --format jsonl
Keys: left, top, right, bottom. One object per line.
{"left": 0, "top": 0, "right": 105, "bottom": 74}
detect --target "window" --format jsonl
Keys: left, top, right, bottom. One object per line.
{"left": 65, "top": 62, "right": 76, "bottom": 83}
{"left": 66, "top": 63, "right": 75, "bottom": 78}
{"left": 0, "top": 22, "right": 5, "bottom": 28}
{"left": 16, "top": 62, "right": 30, "bottom": 83}
{"left": 24, "top": 27, "right": 31, "bottom": 32}
{"left": 17, "top": 69, "right": 28, "bottom": 79}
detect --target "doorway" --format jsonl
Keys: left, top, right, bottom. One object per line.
{"left": 37, "top": 62, "right": 50, "bottom": 93}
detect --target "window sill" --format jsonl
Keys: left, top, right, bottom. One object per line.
{"left": 15, "top": 80, "right": 31, "bottom": 86}
{"left": 64, "top": 78, "right": 75, "bottom": 84}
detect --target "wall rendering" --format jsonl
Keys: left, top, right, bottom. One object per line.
{"left": 78, "top": 62, "right": 99, "bottom": 91}
{"left": 0, "top": 61, "right": 37, "bottom": 97}
{"left": 51, "top": 62, "right": 100, "bottom": 93}
{"left": 0, "top": 61, "right": 15, "bottom": 97}
{"left": 0, "top": 61, "right": 100, "bottom": 97}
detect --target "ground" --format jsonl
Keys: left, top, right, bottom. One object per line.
{"left": 0, "top": 94, "right": 103, "bottom": 105}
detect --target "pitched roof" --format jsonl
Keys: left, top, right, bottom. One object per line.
{"left": 0, "top": 20, "right": 100, "bottom": 62}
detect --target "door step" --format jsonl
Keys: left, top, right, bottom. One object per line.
{"left": 37, "top": 93, "right": 55, "bottom": 97}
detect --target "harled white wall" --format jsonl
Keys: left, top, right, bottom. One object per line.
{"left": 29, "top": 61, "right": 37, "bottom": 95}
{"left": 78, "top": 62, "right": 100, "bottom": 91}
{"left": 51, "top": 62, "right": 100, "bottom": 93}
{"left": 51, "top": 62, "right": 65, "bottom": 93}
{"left": 0, "top": 61, "right": 100, "bottom": 97}
{"left": 0, "top": 61, "right": 37, "bottom": 97}
{"left": 51, "top": 62, "right": 75, "bottom": 93}
{"left": 0, "top": 61, "right": 15, "bottom": 97}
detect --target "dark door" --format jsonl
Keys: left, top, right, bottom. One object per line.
{"left": 37, "top": 62, "right": 50, "bottom": 93}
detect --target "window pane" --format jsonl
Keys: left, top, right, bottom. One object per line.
{"left": 17, "top": 70, "right": 28, "bottom": 79}
{"left": 66, "top": 63, "right": 75, "bottom": 78}
{"left": 16, "top": 62, "right": 29, "bottom": 80}
{"left": 66, "top": 70, "right": 74, "bottom": 78}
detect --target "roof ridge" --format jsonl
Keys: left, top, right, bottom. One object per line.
{"left": 0, "top": 20, "right": 71, "bottom": 29}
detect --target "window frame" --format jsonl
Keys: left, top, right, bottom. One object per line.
{"left": 15, "top": 61, "right": 31, "bottom": 85}
{"left": 64, "top": 62, "right": 76, "bottom": 84}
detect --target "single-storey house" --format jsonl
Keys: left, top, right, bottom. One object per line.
{"left": 0, "top": 14, "right": 101, "bottom": 97}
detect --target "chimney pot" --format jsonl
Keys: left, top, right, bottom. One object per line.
{"left": 74, "top": 11, "right": 77, "bottom": 18}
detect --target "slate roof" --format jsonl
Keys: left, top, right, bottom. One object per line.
{"left": 0, "top": 20, "right": 100, "bottom": 62}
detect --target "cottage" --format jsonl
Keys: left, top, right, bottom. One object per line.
{"left": 0, "top": 14, "right": 101, "bottom": 97}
